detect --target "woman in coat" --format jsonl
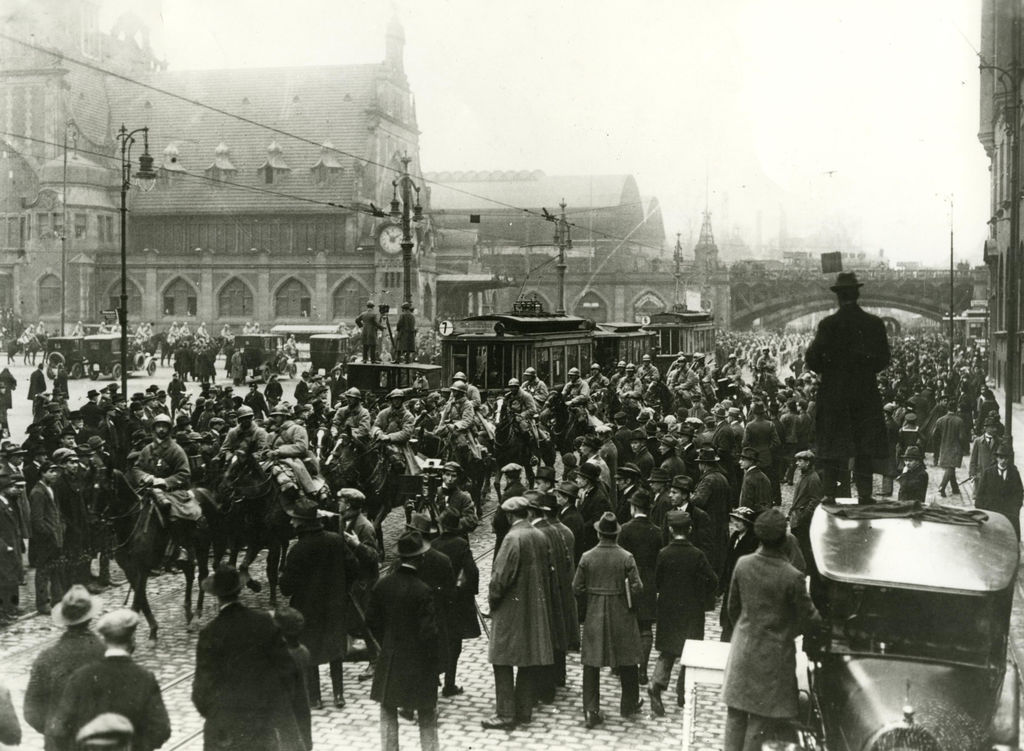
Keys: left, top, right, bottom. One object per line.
{"left": 430, "top": 511, "right": 481, "bottom": 697}
{"left": 722, "top": 509, "right": 820, "bottom": 751}
{"left": 572, "top": 512, "right": 644, "bottom": 727}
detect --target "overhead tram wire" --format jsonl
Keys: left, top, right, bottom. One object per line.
{"left": 0, "top": 33, "right": 670, "bottom": 256}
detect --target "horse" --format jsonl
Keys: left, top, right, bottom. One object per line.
{"left": 100, "top": 471, "right": 217, "bottom": 640}
{"left": 540, "top": 390, "right": 588, "bottom": 458}
{"left": 492, "top": 398, "right": 536, "bottom": 495}
{"left": 323, "top": 433, "right": 400, "bottom": 552}
{"left": 19, "top": 333, "right": 40, "bottom": 366}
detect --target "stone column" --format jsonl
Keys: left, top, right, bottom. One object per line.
{"left": 199, "top": 263, "right": 214, "bottom": 322}
{"left": 257, "top": 266, "right": 271, "bottom": 322}
{"left": 145, "top": 266, "right": 158, "bottom": 322}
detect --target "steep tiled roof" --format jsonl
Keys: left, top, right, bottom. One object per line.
{"left": 66, "top": 67, "right": 111, "bottom": 146}
{"left": 106, "top": 64, "right": 382, "bottom": 214}
{"left": 425, "top": 171, "right": 641, "bottom": 212}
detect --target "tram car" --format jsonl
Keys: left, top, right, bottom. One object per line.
{"left": 592, "top": 321, "right": 657, "bottom": 371}
{"left": 644, "top": 306, "right": 716, "bottom": 369}
{"left": 346, "top": 362, "right": 442, "bottom": 403}
{"left": 439, "top": 297, "right": 594, "bottom": 394}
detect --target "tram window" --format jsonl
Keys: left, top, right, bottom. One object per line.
{"left": 551, "top": 346, "right": 565, "bottom": 384}
{"left": 450, "top": 343, "right": 469, "bottom": 382}
{"left": 537, "top": 347, "right": 551, "bottom": 384}
{"left": 579, "top": 344, "right": 591, "bottom": 371}
{"left": 567, "top": 345, "right": 579, "bottom": 374}
{"left": 487, "top": 343, "right": 503, "bottom": 390}
{"left": 514, "top": 345, "right": 528, "bottom": 377}
{"left": 473, "top": 345, "right": 488, "bottom": 389}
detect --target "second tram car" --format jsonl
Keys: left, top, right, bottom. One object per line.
{"left": 645, "top": 307, "right": 716, "bottom": 369}
{"left": 440, "top": 297, "right": 593, "bottom": 393}
{"left": 593, "top": 322, "right": 657, "bottom": 371}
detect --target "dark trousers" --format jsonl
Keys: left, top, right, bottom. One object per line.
{"left": 582, "top": 664, "right": 639, "bottom": 716}
{"left": 939, "top": 467, "right": 960, "bottom": 494}
{"left": 638, "top": 619, "right": 654, "bottom": 680}
{"left": 34, "top": 557, "right": 66, "bottom": 610}
{"left": 381, "top": 704, "right": 438, "bottom": 751}
{"left": 763, "top": 463, "right": 782, "bottom": 506}
{"left": 651, "top": 651, "right": 686, "bottom": 703}
{"left": 362, "top": 341, "right": 378, "bottom": 363}
{"left": 724, "top": 707, "right": 785, "bottom": 751}
{"left": 443, "top": 636, "right": 462, "bottom": 689}
{"left": 821, "top": 457, "right": 874, "bottom": 503}
{"left": 307, "top": 658, "right": 345, "bottom": 704}
{"left": 493, "top": 664, "right": 542, "bottom": 722}
{"left": 537, "top": 650, "right": 566, "bottom": 703}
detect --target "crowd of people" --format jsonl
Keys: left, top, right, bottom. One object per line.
{"left": 0, "top": 271, "right": 1020, "bottom": 751}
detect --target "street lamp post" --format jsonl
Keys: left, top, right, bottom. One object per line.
{"left": 115, "top": 124, "right": 157, "bottom": 397}
{"left": 553, "top": 200, "right": 571, "bottom": 314}
{"left": 389, "top": 154, "right": 423, "bottom": 306}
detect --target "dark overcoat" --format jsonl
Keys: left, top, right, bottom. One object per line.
{"left": 577, "top": 485, "right": 612, "bottom": 552}
{"left": 28, "top": 482, "right": 62, "bottom": 568}
{"left": 430, "top": 531, "right": 481, "bottom": 640}
{"left": 897, "top": 464, "right": 929, "bottom": 503}
{"left": 534, "top": 517, "right": 580, "bottom": 650}
{"left": 488, "top": 519, "right": 555, "bottom": 666}
{"left": 691, "top": 468, "right": 731, "bottom": 576}
{"left": 719, "top": 529, "right": 759, "bottom": 640}
{"left": 47, "top": 656, "right": 170, "bottom": 751}
{"left": 975, "top": 464, "right": 1024, "bottom": 539}
{"left": 738, "top": 466, "right": 773, "bottom": 512}
{"left": 280, "top": 527, "right": 359, "bottom": 664}
{"left": 24, "top": 626, "right": 105, "bottom": 751}
{"left": 396, "top": 311, "right": 416, "bottom": 352}
{"left": 618, "top": 515, "right": 661, "bottom": 622}
{"left": 367, "top": 565, "right": 440, "bottom": 710}
{"left": 572, "top": 538, "right": 643, "bottom": 667}
{"left": 932, "top": 412, "right": 969, "bottom": 468}
{"left": 414, "top": 546, "right": 456, "bottom": 670}
{"left": 0, "top": 493, "right": 22, "bottom": 593}
{"left": 654, "top": 537, "right": 718, "bottom": 654}
{"left": 192, "top": 602, "right": 305, "bottom": 751}
{"left": 804, "top": 302, "right": 890, "bottom": 459}
{"left": 559, "top": 504, "right": 586, "bottom": 565}
{"left": 722, "top": 547, "right": 821, "bottom": 717}
{"left": 788, "top": 469, "right": 823, "bottom": 569}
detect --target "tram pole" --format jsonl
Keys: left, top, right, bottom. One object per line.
{"left": 555, "top": 200, "right": 570, "bottom": 314}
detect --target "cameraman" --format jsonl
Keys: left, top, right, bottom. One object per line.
{"left": 436, "top": 461, "right": 478, "bottom": 537}
{"left": 355, "top": 301, "right": 386, "bottom": 363}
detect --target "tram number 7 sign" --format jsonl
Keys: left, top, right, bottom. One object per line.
{"left": 438, "top": 320, "right": 454, "bottom": 336}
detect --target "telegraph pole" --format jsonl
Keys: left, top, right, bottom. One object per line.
{"left": 554, "top": 200, "right": 571, "bottom": 314}
{"left": 673, "top": 232, "right": 682, "bottom": 305}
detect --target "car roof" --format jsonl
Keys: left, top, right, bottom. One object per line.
{"left": 809, "top": 505, "right": 1019, "bottom": 595}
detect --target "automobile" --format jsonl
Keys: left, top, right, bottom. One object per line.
{"left": 44, "top": 336, "right": 87, "bottom": 379}
{"left": 83, "top": 334, "right": 125, "bottom": 380}
{"left": 309, "top": 334, "right": 352, "bottom": 374}
{"left": 346, "top": 362, "right": 442, "bottom": 402}
{"left": 765, "top": 504, "right": 1020, "bottom": 751}
{"left": 233, "top": 334, "right": 296, "bottom": 380}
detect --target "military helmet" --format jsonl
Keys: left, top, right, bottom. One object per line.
{"left": 236, "top": 405, "right": 254, "bottom": 419}
{"left": 344, "top": 387, "right": 362, "bottom": 399}
{"left": 523, "top": 367, "right": 537, "bottom": 376}
{"left": 508, "top": 378, "right": 521, "bottom": 387}
{"left": 152, "top": 414, "right": 172, "bottom": 427}
{"left": 568, "top": 367, "right": 580, "bottom": 376}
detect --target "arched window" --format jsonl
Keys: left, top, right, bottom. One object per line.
{"left": 218, "top": 277, "right": 253, "bottom": 318}
{"left": 633, "top": 292, "right": 665, "bottom": 321}
{"left": 332, "top": 278, "right": 366, "bottom": 321}
{"left": 276, "top": 278, "right": 311, "bottom": 318}
{"left": 163, "top": 277, "right": 197, "bottom": 317}
{"left": 575, "top": 291, "right": 608, "bottom": 322}
{"left": 38, "top": 274, "right": 61, "bottom": 315}
{"left": 106, "top": 279, "right": 142, "bottom": 317}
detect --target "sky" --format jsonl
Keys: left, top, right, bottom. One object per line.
{"left": 99, "top": 0, "right": 989, "bottom": 266}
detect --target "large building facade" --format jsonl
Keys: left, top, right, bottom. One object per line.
{"left": 0, "top": 0, "right": 441, "bottom": 330}
{"left": 979, "top": 0, "right": 1024, "bottom": 399}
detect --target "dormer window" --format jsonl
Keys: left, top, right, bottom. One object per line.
{"left": 159, "top": 143, "right": 186, "bottom": 185}
{"left": 310, "top": 140, "right": 344, "bottom": 186}
{"left": 257, "top": 141, "right": 291, "bottom": 185}
{"left": 205, "top": 142, "right": 237, "bottom": 185}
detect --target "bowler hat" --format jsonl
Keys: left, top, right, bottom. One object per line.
{"left": 201, "top": 564, "right": 248, "bottom": 597}
{"left": 629, "top": 490, "right": 652, "bottom": 511}
{"left": 556, "top": 480, "right": 580, "bottom": 497}
{"left": 695, "top": 447, "right": 720, "bottom": 463}
{"left": 397, "top": 531, "right": 430, "bottom": 558}
{"left": 996, "top": 440, "right": 1014, "bottom": 458}
{"left": 576, "top": 462, "right": 602, "bottom": 482}
{"left": 830, "top": 271, "right": 864, "bottom": 292}
{"left": 594, "top": 511, "right": 621, "bottom": 536}
{"left": 901, "top": 445, "right": 924, "bottom": 460}
{"left": 739, "top": 447, "right": 760, "bottom": 462}
{"left": 754, "top": 508, "right": 787, "bottom": 543}
{"left": 535, "top": 493, "right": 560, "bottom": 513}
{"left": 536, "top": 466, "right": 556, "bottom": 483}
{"left": 52, "top": 584, "right": 100, "bottom": 627}
{"left": 649, "top": 468, "right": 671, "bottom": 484}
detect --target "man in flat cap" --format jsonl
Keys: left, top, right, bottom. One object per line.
{"left": 721, "top": 508, "right": 821, "bottom": 751}
{"left": 805, "top": 271, "right": 890, "bottom": 503}
{"left": 482, "top": 496, "right": 555, "bottom": 731}
{"left": 48, "top": 609, "right": 171, "bottom": 751}
{"left": 649, "top": 509, "right": 718, "bottom": 716}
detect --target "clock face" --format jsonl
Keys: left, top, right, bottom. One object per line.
{"left": 378, "top": 225, "right": 405, "bottom": 254}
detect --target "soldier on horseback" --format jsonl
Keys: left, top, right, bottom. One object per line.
{"left": 218, "top": 405, "right": 270, "bottom": 462}
{"left": 265, "top": 401, "right": 329, "bottom": 507}
{"left": 586, "top": 362, "right": 609, "bottom": 394}
{"left": 435, "top": 382, "right": 480, "bottom": 462}
{"left": 637, "top": 354, "right": 658, "bottom": 384}
{"left": 132, "top": 413, "right": 202, "bottom": 568}
{"left": 562, "top": 367, "right": 592, "bottom": 425}
{"left": 331, "top": 387, "right": 372, "bottom": 443}
{"left": 521, "top": 366, "right": 548, "bottom": 406}
{"left": 501, "top": 378, "right": 539, "bottom": 441}
{"left": 370, "top": 389, "right": 418, "bottom": 474}
{"left": 617, "top": 363, "right": 644, "bottom": 410}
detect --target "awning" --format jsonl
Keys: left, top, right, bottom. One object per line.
{"left": 436, "top": 273, "right": 516, "bottom": 293}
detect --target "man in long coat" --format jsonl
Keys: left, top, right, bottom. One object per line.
{"left": 431, "top": 510, "right": 480, "bottom": 697}
{"left": 573, "top": 512, "right": 644, "bottom": 727}
{"left": 366, "top": 531, "right": 440, "bottom": 751}
{"left": 787, "top": 449, "right": 825, "bottom": 610}
{"left": 483, "top": 497, "right": 554, "bottom": 731}
{"left": 28, "top": 462, "right": 65, "bottom": 614}
{"left": 192, "top": 565, "right": 306, "bottom": 751}
{"left": 649, "top": 510, "right": 718, "bottom": 716}
{"left": 975, "top": 441, "right": 1024, "bottom": 540}
{"left": 395, "top": 302, "right": 417, "bottom": 363}
{"left": 617, "top": 489, "right": 661, "bottom": 685}
{"left": 932, "top": 400, "right": 969, "bottom": 497}
{"left": 804, "top": 272, "right": 890, "bottom": 503}
{"left": 280, "top": 504, "right": 359, "bottom": 709}
{"left": 722, "top": 509, "right": 821, "bottom": 751}
{"left": 691, "top": 446, "right": 732, "bottom": 578}
{"left": 737, "top": 447, "right": 773, "bottom": 513}
{"left": 355, "top": 301, "right": 386, "bottom": 363}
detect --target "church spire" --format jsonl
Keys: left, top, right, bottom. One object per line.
{"left": 693, "top": 210, "right": 719, "bottom": 273}
{"left": 385, "top": 13, "right": 405, "bottom": 74}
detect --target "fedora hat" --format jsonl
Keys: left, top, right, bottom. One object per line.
{"left": 52, "top": 584, "right": 100, "bottom": 627}
{"left": 830, "top": 271, "right": 864, "bottom": 292}
{"left": 901, "top": 445, "right": 924, "bottom": 461}
{"left": 649, "top": 468, "right": 671, "bottom": 484}
{"left": 671, "top": 474, "right": 693, "bottom": 492}
{"left": 629, "top": 490, "right": 652, "bottom": 511}
{"left": 996, "top": 440, "right": 1014, "bottom": 458}
{"left": 406, "top": 511, "right": 438, "bottom": 535}
{"left": 576, "top": 462, "right": 602, "bottom": 482}
{"left": 695, "top": 447, "right": 720, "bottom": 463}
{"left": 739, "top": 446, "right": 760, "bottom": 462}
{"left": 397, "top": 530, "right": 430, "bottom": 558}
{"left": 594, "top": 511, "right": 621, "bottom": 536}
{"left": 555, "top": 480, "right": 580, "bottom": 497}
{"left": 616, "top": 462, "right": 641, "bottom": 478}
{"left": 535, "top": 466, "right": 556, "bottom": 483}
{"left": 201, "top": 564, "right": 248, "bottom": 597}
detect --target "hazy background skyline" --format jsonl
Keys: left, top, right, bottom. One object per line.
{"left": 98, "top": 0, "right": 988, "bottom": 266}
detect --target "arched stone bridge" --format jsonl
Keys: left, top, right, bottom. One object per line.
{"left": 728, "top": 269, "right": 981, "bottom": 330}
